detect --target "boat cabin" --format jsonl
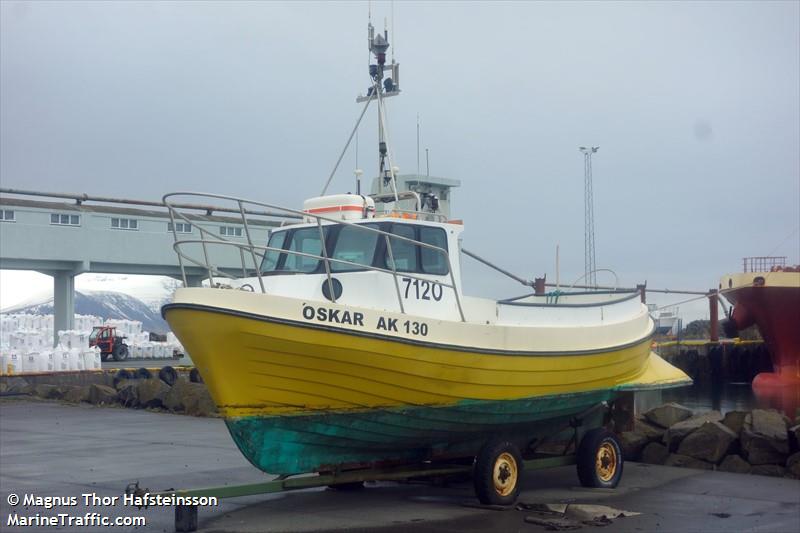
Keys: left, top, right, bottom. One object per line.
{"left": 237, "top": 194, "right": 465, "bottom": 321}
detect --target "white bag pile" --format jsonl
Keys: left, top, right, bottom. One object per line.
{"left": 0, "top": 313, "right": 184, "bottom": 375}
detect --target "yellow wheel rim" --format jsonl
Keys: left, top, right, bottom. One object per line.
{"left": 596, "top": 442, "right": 618, "bottom": 482}
{"left": 493, "top": 452, "right": 518, "bottom": 497}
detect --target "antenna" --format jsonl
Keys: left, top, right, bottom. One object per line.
{"left": 556, "top": 244, "right": 560, "bottom": 290}
{"left": 416, "top": 114, "right": 420, "bottom": 177}
{"left": 425, "top": 148, "right": 430, "bottom": 177}
{"left": 578, "top": 146, "right": 600, "bottom": 287}
{"left": 391, "top": 0, "right": 395, "bottom": 64}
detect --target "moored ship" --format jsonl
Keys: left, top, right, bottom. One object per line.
{"left": 721, "top": 257, "right": 800, "bottom": 386}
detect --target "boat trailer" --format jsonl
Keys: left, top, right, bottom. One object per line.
{"left": 125, "top": 400, "right": 630, "bottom": 532}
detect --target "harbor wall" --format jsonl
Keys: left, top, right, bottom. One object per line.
{"left": 655, "top": 341, "right": 773, "bottom": 383}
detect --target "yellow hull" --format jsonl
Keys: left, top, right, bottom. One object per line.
{"left": 164, "top": 304, "right": 690, "bottom": 419}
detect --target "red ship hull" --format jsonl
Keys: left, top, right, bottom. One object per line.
{"left": 723, "top": 273, "right": 800, "bottom": 385}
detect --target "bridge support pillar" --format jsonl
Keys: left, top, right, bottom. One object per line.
{"left": 53, "top": 271, "right": 75, "bottom": 346}
{"left": 185, "top": 276, "right": 204, "bottom": 288}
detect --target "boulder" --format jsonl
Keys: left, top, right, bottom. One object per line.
{"left": 117, "top": 383, "right": 140, "bottom": 407}
{"left": 664, "top": 454, "right": 714, "bottom": 470}
{"left": 114, "top": 378, "right": 137, "bottom": 392}
{"left": 137, "top": 378, "right": 170, "bottom": 408}
{"left": 677, "top": 422, "right": 737, "bottom": 464}
{"left": 88, "top": 384, "right": 118, "bottom": 405}
{"left": 718, "top": 454, "right": 751, "bottom": 474}
{"left": 663, "top": 411, "right": 722, "bottom": 451}
{"left": 746, "top": 410, "right": 789, "bottom": 453}
{"left": 786, "top": 452, "right": 800, "bottom": 479}
{"left": 790, "top": 425, "right": 800, "bottom": 453}
{"left": 63, "top": 386, "right": 90, "bottom": 403}
{"left": 641, "top": 442, "right": 669, "bottom": 465}
{"left": 750, "top": 464, "right": 786, "bottom": 478}
{"left": 644, "top": 403, "right": 693, "bottom": 428}
{"left": 722, "top": 411, "right": 748, "bottom": 436}
{"left": 619, "top": 432, "right": 649, "bottom": 460}
{"left": 163, "top": 379, "right": 190, "bottom": 411}
{"left": 634, "top": 417, "right": 666, "bottom": 441}
{"left": 34, "top": 384, "right": 65, "bottom": 400}
{"left": 741, "top": 428, "right": 787, "bottom": 465}
{"left": 184, "top": 386, "right": 217, "bottom": 417}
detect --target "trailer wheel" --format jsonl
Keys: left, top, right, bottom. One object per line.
{"left": 576, "top": 428, "right": 623, "bottom": 488}
{"left": 473, "top": 439, "right": 523, "bottom": 505}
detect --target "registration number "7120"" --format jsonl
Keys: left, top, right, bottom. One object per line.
{"left": 401, "top": 277, "right": 443, "bottom": 301}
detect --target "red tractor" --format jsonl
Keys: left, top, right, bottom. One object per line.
{"left": 89, "top": 326, "right": 129, "bottom": 362}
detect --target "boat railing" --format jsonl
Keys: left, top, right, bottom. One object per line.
{"left": 163, "top": 192, "right": 466, "bottom": 322}
{"left": 742, "top": 256, "right": 786, "bottom": 273}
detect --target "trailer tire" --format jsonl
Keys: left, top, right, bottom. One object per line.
{"left": 473, "top": 439, "right": 523, "bottom": 505}
{"left": 576, "top": 428, "right": 623, "bottom": 488}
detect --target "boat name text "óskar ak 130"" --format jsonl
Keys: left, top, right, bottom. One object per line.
{"left": 301, "top": 305, "right": 429, "bottom": 337}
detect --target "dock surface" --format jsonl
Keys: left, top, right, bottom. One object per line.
{"left": 1, "top": 399, "right": 798, "bottom": 532}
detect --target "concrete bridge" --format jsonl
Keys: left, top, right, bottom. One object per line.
{"left": 0, "top": 189, "right": 283, "bottom": 343}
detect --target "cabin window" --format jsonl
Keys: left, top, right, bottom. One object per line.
{"left": 282, "top": 227, "right": 324, "bottom": 273}
{"left": 0, "top": 210, "right": 14, "bottom": 222}
{"left": 259, "top": 223, "right": 449, "bottom": 276}
{"left": 261, "top": 230, "right": 287, "bottom": 273}
{"left": 385, "top": 224, "right": 418, "bottom": 272}
{"left": 330, "top": 224, "right": 379, "bottom": 272}
{"left": 420, "top": 227, "right": 449, "bottom": 275}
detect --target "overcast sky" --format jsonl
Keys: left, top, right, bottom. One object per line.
{"left": 1, "top": 1, "right": 798, "bottom": 320}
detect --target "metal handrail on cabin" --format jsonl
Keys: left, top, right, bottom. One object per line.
{"left": 163, "top": 192, "right": 466, "bottom": 322}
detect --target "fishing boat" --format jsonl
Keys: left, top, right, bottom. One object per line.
{"left": 649, "top": 305, "right": 682, "bottom": 337}
{"left": 161, "top": 21, "right": 690, "bottom": 504}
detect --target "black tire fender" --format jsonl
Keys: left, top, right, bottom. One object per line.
{"left": 159, "top": 366, "right": 178, "bottom": 386}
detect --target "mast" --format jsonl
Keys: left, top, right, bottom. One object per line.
{"left": 358, "top": 21, "right": 401, "bottom": 201}
{"left": 321, "top": 18, "right": 402, "bottom": 198}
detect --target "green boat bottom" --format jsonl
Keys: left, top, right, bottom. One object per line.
{"left": 225, "top": 390, "right": 616, "bottom": 475}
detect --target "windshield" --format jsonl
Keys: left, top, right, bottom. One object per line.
{"left": 89, "top": 328, "right": 100, "bottom": 341}
{"left": 261, "top": 227, "right": 328, "bottom": 274}
{"left": 330, "top": 224, "right": 379, "bottom": 272}
{"left": 259, "top": 222, "right": 447, "bottom": 275}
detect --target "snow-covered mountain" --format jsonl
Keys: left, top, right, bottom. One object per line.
{"left": 4, "top": 290, "right": 169, "bottom": 334}
{"left": 76, "top": 274, "right": 181, "bottom": 312}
